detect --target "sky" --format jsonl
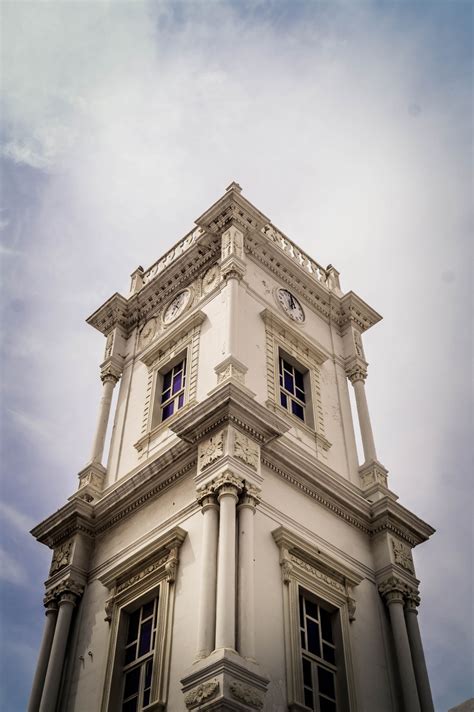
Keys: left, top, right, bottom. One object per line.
{"left": 0, "top": 0, "right": 472, "bottom": 709}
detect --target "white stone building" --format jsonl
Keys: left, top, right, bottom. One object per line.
{"left": 29, "top": 183, "right": 435, "bottom": 712}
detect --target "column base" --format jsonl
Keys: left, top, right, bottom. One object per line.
{"left": 69, "top": 462, "right": 106, "bottom": 503}
{"left": 358, "top": 460, "right": 396, "bottom": 502}
{"left": 181, "top": 648, "right": 269, "bottom": 711}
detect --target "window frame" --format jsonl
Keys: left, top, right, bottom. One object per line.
{"left": 152, "top": 352, "right": 188, "bottom": 428}
{"left": 99, "top": 527, "right": 187, "bottom": 712}
{"left": 272, "top": 526, "right": 361, "bottom": 712}
{"left": 278, "top": 351, "right": 312, "bottom": 426}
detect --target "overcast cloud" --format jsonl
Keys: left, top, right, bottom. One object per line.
{"left": 0, "top": 1, "right": 472, "bottom": 710}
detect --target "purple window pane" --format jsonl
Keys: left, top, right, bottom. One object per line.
{"left": 122, "top": 698, "right": 138, "bottom": 712}
{"left": 284, "top": 372, "right": 294, "bottom": 392}
{"left": 291, "top": 400, "right": 304, "bottom": 421}
{"left": 162, "top": 401, "right": 174, "bottom": 421}
{"left": 318, "top": 667, "right": 335, "bottom": 698}
{"left": 323, "top": 643, "right": 336, "bottom": 665}
{"left": 163, "top": 371, "right": 172, "bottom": 389}
{"left": 296, "top": 387, "right": 306, "bottom": 403}
{"left": 123, "top": 667, "right": 140, "bottom": 698}
{"left": 172, "top": 371, "right": 182, "bottom": 394}
{"left": 127, "top": 610, "right": 140, "bottom": 644}
{"left": 142, "top": 601, "right": 154, "bottom": 620}
{"left": 178, "top": 393, "right": 184, "bottom": 409}
{"left": 304, "top": 688, "right": 314, "bottom": 709}
{"left": 138, "top": 619, "right": 152, "bottom": 657}
{"left": 307, "top": 620, "right": 321, "bottom": 656}
{"left": 280, "top": 392, "right": 288, "bottom": 408}
{"left": 305, "top": 599, "right": 318, "bottom": 620}
{"left": 295, "top": 369, "right": 304, "bottom": 389}
{"left": 145, "top": 659, "right": 153, "bottom": 688}
{"left": 320, "top": 609, "right": 333, "bottom": 643}
{"left": 124, "top": 643, "right": 137, "bottom": 665}
{"left": 302, "top": 657, "right": 312, "bottom": 688}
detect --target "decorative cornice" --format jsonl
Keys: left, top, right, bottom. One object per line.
{"left": 139, "top": 310, "right": 206, "bottom": 368}
{"left": 260, "top": 308, "right": 329, "bottom": 366}
{"left": 170, "top": 381, "right": 289, "bottom": 445}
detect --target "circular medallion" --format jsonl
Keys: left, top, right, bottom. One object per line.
{"left": 140, "top": 318, "right": 157, "bottom": 349}
{"left": 202, "top": 265, "right": 219, "bottom": 294}
{"left": 276, "top": 288, "right": 305, "bottom": 322}
{"left": 163, "top": 289, "right": 191, "bottom": 325}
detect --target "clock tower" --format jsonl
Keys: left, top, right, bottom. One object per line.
{"left": 29, "top": 183, "right": 435, "bottom": 712}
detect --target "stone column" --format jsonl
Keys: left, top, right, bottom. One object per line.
{"left": 90, "top": 372, "right": 119, "bottom": 464}
{"left": 405, "top": 593, "right": 435, "bottom": 712}
{"left": 28, "top": 598, "right": 58, "bottom": 712}
{"left": 347, "top": 366, "right": 377, "bottom": 463}
{"left": 39, "top": 585, "right": 81, "bottom": 712}
{"left": 237, "top": 486, "right": 260, "bottom": 661}
{"left": 379, "top": 579, "right": 421, "bottom": 712}
{"left": 195, "top": 488, "right": 219, "bottom": 659}
{"left": 214, "top": 473, "right": 242, "bottom": 651}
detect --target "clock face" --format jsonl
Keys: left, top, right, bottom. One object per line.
{"left": 276, "top": 288, "right": 305, "bottom": 322}
{"left": 163, "top": 290, "right": 191, "bottom": 324}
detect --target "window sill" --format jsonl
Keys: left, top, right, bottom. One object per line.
{"left": 266, "top": 400, "right": 331, "bottom": 452}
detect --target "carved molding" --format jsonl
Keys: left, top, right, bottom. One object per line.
{"left": 233, "top": 431, "right": 259, "bottom": 471}
{"left": 229, "top": 681, "right": 264, "bottom": 709}
{"left": 391, "top": 537, "right": 415, "bottom": 574}
{"left": 115, "top": 555, "right": 169, "bottom": 595}
{"left": 50, "top": 540, "right": 73, "bottom": 574}
{"left": 184, "top": 681, "right": 219, "bottom": 708}
{"left": 198, "top": 431, "right": 225, "bottom": 471}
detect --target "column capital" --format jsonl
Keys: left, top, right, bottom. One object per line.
{"left": 43, "top": 593, "right": 58, "bottom": 614}
{"left": 196, "top": 484, "right": 219, "bottom": 511}
{"left": 238, "top": 483, "right": 261, "bottom": 511}
{"left": 346, "top": 362, "right": 368, "bottom": 384}
{"left": 213, "top": 471, "right": 244, "bottom": 501}
{"left": 100, "top": 361, "right": 122, "bottom": 384}
{"left": 46, "top": 578, "right": 84, "bottom": 607}
{"left": 405, "top": 590, "right": 421, "bottom": 613}
{"left": 378, "top": 576, "right": 407, "bottom": 605}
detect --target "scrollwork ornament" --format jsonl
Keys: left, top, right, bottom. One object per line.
{"left": 184, "top": 680, "right": 219, "bottom": 708}
{"left": 229, "top": 681, "right": 264, "bottom": 710}
{"left": 198, "top": 431, "right": 224, "bottom": 471}
{"left": 233, "top": 432, "right": 259, "bottom": 471}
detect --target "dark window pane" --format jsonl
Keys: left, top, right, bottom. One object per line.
{"left": 162, "top": 371, "right": 172, "bottom": 389}
{"left": 124, "top": 643, "right": 137, "bottom": 665}
{"left": 178, "top": 392, "right": 184, "bottom": 409}
{"left": 302, "top": 657, "right": 312, "bottom": 687}
{"left": 143, "top": 689, "right": 150, "bottom": 707}
{"left": 320, "top": 608, "right": 333, "bottom": 643}
{"left": 295, "top": 387, "right": 306, "bottom": 403}
{"left": 279, "top": 374, "right": 283, "bottom": 386}
{"left": 145, "top": 659, "right": 153, "bottom": 688}
{"left": 295, "top": 369, "right": 304, "bottom": 389}
{"left": 162, "top": 402, "right": 174, "bottom": 421}
{"left": 307, "top": 620, "right": 321, "bottom": 656}
{"left": 323, "top": 643, "right": 336, "bottom": 665}
{"left": 318, "top": 667, "right": 335, "bottom": 698}
{"left": 320, "top": 697, "right": 336, "bottom": 712}
{"left": 138, "top": 619, "right": 152, "bottom": 657}
{"left": 127, "top": 610, "right": 140, "bottom": 644}
{"left": 122, "top": 698, "right": 138, "bottom": 712}
{"left": 284, "top": 372, "right": 294, "bottom": 392}
{"left": 305, "top": 599, "right": 319, "bottom": 620}
{"left": 123, "top": 667, "right": 140, "bottom": 698}
{"left": 299, "top": 594, "right": 304, "bottom": 625}
{"left": 304, "top": 688, "right": 314, "bottom": 709}
{"left": 291, "top": 400, "right": 305, "bottom": 420}
{"left": 142, "top": 601, "right": 154, "bottom": 620}
{"left": 280, "top": 392, "right": 288, "bottom": 408}
{"left": 161, "top": 388, "right": 171, "bottom": 404}
{"left": 283, "top": 359, "right": 292, "bottom": 372}
{"left": 300, "top": 629, "right": 306, "bottom": 650}
{"left": 172, "top": 372, "right": 182, "bottom": 393}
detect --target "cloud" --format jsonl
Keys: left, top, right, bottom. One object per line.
{"left": 0, "top": 547, "right": 28, "bottom": 586}
{"left": 0, "top": 501, "right": 35, "bottom": 533}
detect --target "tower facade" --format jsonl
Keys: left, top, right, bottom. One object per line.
{"left": 29, "top": 183, "right": 435, "bottom": 712}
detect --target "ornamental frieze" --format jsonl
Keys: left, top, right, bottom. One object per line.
{"left": 391, "top": 538, "right": 415, "bottom": 574}
{"left": 229, "top": 681, "right": 264, "bottom": 709}
{"left": 233, "top": 431, "right": 259, "bottom": 471}
{"left": 184, "top": 680, "right": 219, "bottom": 708}
{"left": 290, "top": 555, "right": 345, "bottom": 594}
{"left": 198, "top": 431, "right": 224, "bottom": 471}
{"left": 50, "top": 541, "right": 73, "bottom": 575}
{"left": 116, "top": 555, "right": 169, "bottom": 594}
